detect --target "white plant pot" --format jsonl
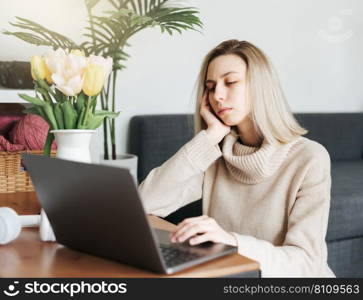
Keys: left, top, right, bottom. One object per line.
{"left": 51, "top": 129, "right": 96, "bottom": 163}
{"left": 99, "top": 154, "right": 138, "bottom": 185}
{"left": 39, "top": 129, "right": 96, "bottom": 242}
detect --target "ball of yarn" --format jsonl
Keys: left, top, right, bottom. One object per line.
{"left": 0, "top": 104, "right": 25, "bottom": 136}
{"left": 9, "top": 114, "right": 57, "bottom": 150}
{"left": 0, "top": 135, "right": 25, "bottom": 151}
{"left": 0, "top": 115, "right": 23, "bottom": 136}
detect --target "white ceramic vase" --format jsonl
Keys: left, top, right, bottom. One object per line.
{"left": 39, "top": 129, "right": 96, "bottom": 242}
{"left": 51, "top": 129, "right": 96, "bottom": 163}
{"left": 99, "top": 154, "right": 138, "bottom": 185}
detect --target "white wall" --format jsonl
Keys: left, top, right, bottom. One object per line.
{"left": 0, "top": 0, "right": 362, "bottom": 160}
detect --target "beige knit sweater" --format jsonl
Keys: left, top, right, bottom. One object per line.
{"left": 138, "top": 129, "right": 336, "bottom": 277}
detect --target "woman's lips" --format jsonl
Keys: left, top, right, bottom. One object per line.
{"left": 218, "top": 108, "right": 232, "bottom": 115}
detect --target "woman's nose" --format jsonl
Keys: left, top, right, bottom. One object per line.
{"left": 215, "top": 98, "right": 224, "bottom": 104}
{"left": 213, "top": 87, "right": 226, "bottom": 103}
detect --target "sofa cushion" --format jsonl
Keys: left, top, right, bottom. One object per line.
{"left": 129, "top": 114, "right": 194, "bottom": 183}
{"left": 328, "top": 236, "right": 363, "bottom": 277}
{"left": 326, "top": 160, "right": 363, "bottom": 241}
{"left": 295, "top": 113, "right": 363, "bottom": 161}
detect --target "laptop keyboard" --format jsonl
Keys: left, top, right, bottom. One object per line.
{"left": 159, "top": 244, "right": 204, "bottom": 267}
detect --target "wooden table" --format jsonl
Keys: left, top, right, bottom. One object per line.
{"left": 0, "top": 192, "right": 260, "bottom": 278}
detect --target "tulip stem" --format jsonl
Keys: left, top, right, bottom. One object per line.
{"left": 38, "top": 79, "right": 56, "bottom": 99}
{"left": 83, "top": 96, "right": 92, "bottom": 126}
{"left": 101, "top": 70, "right": 112, "bottom": 160}
{"left": 43, "top": 130, "right": 55, "bottom": 157}
{"left": 100, "top": 89, "right": 109, "bottom": 159}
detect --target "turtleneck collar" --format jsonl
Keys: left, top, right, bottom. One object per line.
{"left": 222, "top": 128, "right": 302, "bottom": 184}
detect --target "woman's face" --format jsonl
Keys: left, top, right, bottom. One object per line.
{"left": 205, "top": 54, "right": 250, "bottom": 126}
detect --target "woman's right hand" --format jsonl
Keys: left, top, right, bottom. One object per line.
{"left": 200, "top": 90, "right": 231, "bottom": 145}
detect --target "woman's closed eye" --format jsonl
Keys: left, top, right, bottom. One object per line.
{"left": 205, "top": 80, "right": 238, "bottom": 92}
{"left": 205, "top": 81, "right": 238, "bottom": 92}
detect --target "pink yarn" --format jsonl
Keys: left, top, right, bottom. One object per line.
{"left": 9, "top": 115, "right": 57, "bottom": 150}
{"left": 0, "top": 135, "right": 25, "bottom": 151}
{"left": 0, "top": 115, "right": 23, "bottom": 135}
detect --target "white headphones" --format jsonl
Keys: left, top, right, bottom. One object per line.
{"left": 0, "top": 207, "right": 56, "bottom": 244}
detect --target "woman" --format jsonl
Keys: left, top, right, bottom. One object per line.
{"left": 138, "top": 39, "right": 335, "bottom": 277}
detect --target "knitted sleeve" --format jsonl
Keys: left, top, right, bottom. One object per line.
{"left": 231, "top": 146, "right": 335, "bottom": 277}
{"left": 138, "top": 130, "right": 222, "bottom": 217}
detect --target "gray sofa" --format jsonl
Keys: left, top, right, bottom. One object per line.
{"left": 128, "top": 113, "right": 363, "bottom": 278}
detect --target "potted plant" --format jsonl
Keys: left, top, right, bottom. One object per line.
{"left": 22, "top": 48, "right": 117, "bottom": 163}
{"left": 18, "top": 49, "right": 117, "bottom": 242}
{"left": 3, "top": 0, "right": 203, "bottom": 180}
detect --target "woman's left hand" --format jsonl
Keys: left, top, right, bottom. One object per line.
{"left": 170, "top": 215, "right": 237, "bottom": 246}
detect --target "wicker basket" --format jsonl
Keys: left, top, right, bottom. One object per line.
{"left": 0, "top": 150, "right": 56, "bottom": 193}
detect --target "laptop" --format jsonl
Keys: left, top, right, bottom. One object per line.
{"left": 22, "top": 154, "right": 237, "bottom": 274}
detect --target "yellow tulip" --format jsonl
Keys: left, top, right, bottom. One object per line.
{"left": 30, "top": 55, "right": 53, "bottom": 84}
{"left": 82, "top": 64, "right": 106, "bottom": 96}
{"left": 30, "top": 56, "right": 47, "bottom": 81}
{"left": 44, "top": 66, "right": 53, "bottom": 84}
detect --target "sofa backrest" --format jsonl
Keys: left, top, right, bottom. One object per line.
{"left": 295, "top": 113, "right": 363, "bottom": 161}
{"left": 129, "top": 114, "right": 194, "bottom": 183}
{"left": 129, "top": 113, "right": 363, "bottom": 183}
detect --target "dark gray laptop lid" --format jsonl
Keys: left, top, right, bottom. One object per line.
{"left": 22, "top": 154, "right": 166, "bottom": 273}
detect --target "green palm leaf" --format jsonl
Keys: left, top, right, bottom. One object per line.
{"left": 85, "top": 0, "right": 101, "bottom": 10}
{"left": 85, "top": 2, "right": 202, "bottom": 62}
{"left": 84, "top": 26, "right": 113, "bottom": 43}
{"left": 3, "top": 17, "right": 79, "bottom": 49}
{"left": 107, "top": 0, "right": 134, "bottom": 10}
{"left": 2, "top": 31, "right": 54, "bottom": 47}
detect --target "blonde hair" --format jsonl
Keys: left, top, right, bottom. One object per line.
{"left": 193, "top": 39, "right": 307, "bottom": 145}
